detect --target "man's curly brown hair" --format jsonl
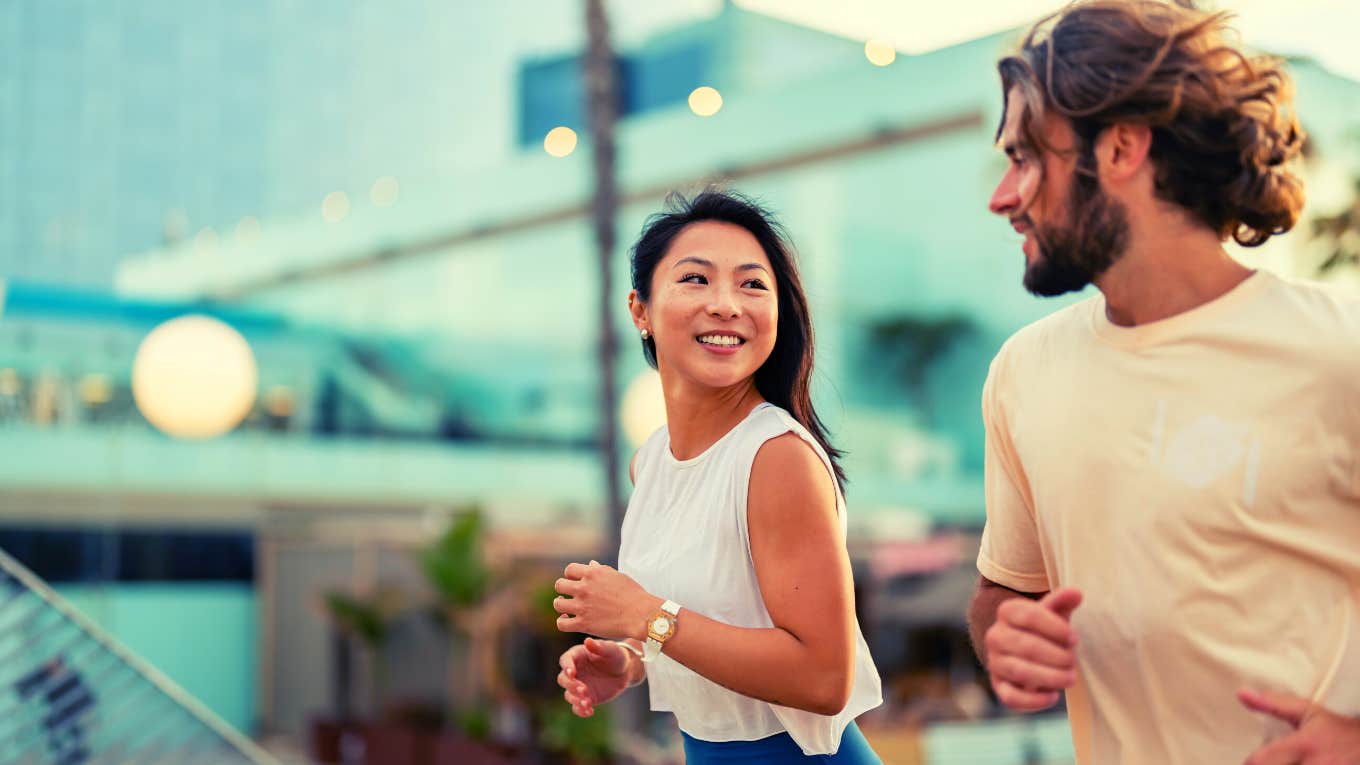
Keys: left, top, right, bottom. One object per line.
{"left": 998, "top": 0, "right": 1306, "bottom": 247}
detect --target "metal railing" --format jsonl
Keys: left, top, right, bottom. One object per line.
{"left": 0, "top": 547, "right": 276, "bottom": 765}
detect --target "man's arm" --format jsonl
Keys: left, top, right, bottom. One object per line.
{"left": 968, "top": 575, "right": 1043, "bottom": 666}
{"left": 972, "top": 357, "right": 1081, "bottom": 711}
{"left": 968, "top": 574, "right": 1082, "bottom": 712}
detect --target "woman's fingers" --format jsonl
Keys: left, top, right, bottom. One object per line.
{"left": 558, "top": 670, "right": 588, "bottom": 697}
{"left": 563, "top": 687, "right": 593, "bottom": 717}
{"left": 584, "top": 637, "right": 620, "bottom": 660}
{"left": 558, "top": 644, "right": 596, "bottom": 716}
{"left": 558, "top": 648, "right": 581, "bottom": 680}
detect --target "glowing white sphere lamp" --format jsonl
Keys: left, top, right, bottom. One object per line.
{"left": 132, "top": 315, "right": 258, "bottom": 439}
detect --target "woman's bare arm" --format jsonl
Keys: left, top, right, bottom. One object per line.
{"left": 556, "top": 433, "right": 855, "bottom": 715}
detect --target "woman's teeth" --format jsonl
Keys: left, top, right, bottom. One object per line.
{"left": 697, "top": 335, "right": 742, "bottom": 346}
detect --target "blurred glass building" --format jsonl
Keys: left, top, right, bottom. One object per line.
{"left": 0, "top": 0, "right": 1357, "bottom": 759}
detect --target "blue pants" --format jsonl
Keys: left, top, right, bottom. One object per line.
{"left": 681, "top": 722, "right": 882, "bottom": 764}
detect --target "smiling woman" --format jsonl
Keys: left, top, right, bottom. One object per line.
{"left": 549, "top": 190, "right": 883, "bottom": 764}
{"left": 632, "top": 221, "right": 779, "bottom": 398}
{"left": 625, "top": 190, "right": 843, "bottom": 485}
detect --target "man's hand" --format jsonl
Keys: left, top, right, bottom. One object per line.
{"left": 983, "top": 587, "right": 1081, "bottom": 712}
{"left": 1240, "top": 688, "right": 1360, "bottom": 764}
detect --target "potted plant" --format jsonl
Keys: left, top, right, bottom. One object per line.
{"left": 418, "top": 509, "right": 525, "bottom": 764}
{"left": 419, "top": 509, "right": 491, "bottom": 709}
{"left": 538, "top": 702, "right": 615, "bottom": 765}
{"left": 311, "top": 587, "right": 396, "bottom": 763}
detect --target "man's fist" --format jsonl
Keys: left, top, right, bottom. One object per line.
{"left": 984, "top": 587, "right": 1082, "bottom": 712}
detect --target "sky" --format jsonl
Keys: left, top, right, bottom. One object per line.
{"left": 727, "top": 0, "right": 1360, "bottom": 82}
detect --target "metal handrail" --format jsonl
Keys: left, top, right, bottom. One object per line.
{"left": 0, "top": 548, "right": 276, "bottom": 765}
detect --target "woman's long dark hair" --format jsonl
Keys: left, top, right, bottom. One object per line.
{"left": 629, "top": 188, "right": 845, "bottom": 490}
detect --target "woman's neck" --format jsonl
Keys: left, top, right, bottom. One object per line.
{"left": 661, "top": 377, "right": 766, "bottom": 460}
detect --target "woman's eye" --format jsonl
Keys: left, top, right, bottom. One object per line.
{"left": 679, "top": 273, "right": 707, "bottom": 284}
{"left": 742, "top": 279, "right": 768, "bottom": 290}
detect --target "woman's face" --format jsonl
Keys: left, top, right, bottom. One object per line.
{"left": 631, "top": 221, "right": 779, "bottom": 392}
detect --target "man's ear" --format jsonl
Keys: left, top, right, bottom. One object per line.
{"left": 1097, "top": 122, "right": 1153, "bottom": 183}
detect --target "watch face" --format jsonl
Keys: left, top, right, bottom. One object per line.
{"left": 650, "top": 616, "right": 671, "bottom": 636}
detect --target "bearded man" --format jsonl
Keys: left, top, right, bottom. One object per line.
{"left": 969, "top": 2, "right": 1360, "bottom": 763}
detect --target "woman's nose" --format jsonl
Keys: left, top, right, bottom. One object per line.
{"left": 706, "top": 287, "right": 741, "bottom": 318}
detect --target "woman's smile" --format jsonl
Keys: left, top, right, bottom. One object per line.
{"left": 695, "top": 331, "right": 746, "bottom": 355}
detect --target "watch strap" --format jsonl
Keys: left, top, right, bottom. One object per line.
{"left": 642, "top": 599, "right": 682, "bottom": 663}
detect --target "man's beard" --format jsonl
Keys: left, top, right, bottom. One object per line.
{"left": 1021, "top": 168, "right": 1131, "bottom": 297}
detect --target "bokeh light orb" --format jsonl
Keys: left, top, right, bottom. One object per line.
{"left": 370, "top": 176, "right": 400, "bottom": 207}
{"left": 544, "top": 126, "right": 578, "bottom": 158}
{"left": 621, "top": 369, "right": 667, "bottom": 447}
{"left": 193, "top": 227, "right": 220, "bottom": 256}
{"left": 234, "top": 216, "right": 262, "bottom": 246}
{"left": 865, "top": 39, "right": 897, "bottom": 66}
{"left": 132, "top": 315, "right": 258, "bottom": 439}
{"left": 321, "top": 191, "right": 350, "bottom": 223}
{"left": 688, "top": 86, "right": 723, "bottom": 117}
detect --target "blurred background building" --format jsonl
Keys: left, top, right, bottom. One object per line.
{"left": 1, "top": 1, "right": 1358, "bottom": 763}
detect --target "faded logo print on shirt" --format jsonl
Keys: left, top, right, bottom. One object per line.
{"left": 1151, "top": 403, "right": 1262, "bottom": 506}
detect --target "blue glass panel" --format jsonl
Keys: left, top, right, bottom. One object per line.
{"left": 620, "top": 42, "right": 708, "bottom": 115}
{"left": 518, "top": 55, "right": 588, "bottom": 146}
{"left": 518, "top": 41, "right": 711, "bottom": 147}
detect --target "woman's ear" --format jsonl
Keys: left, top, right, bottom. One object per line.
{"left": 628, "top": 290, "right": 648, "bottom": 333}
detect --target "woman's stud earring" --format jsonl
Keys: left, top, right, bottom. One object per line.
{"left": 640, "top": 329, "right": 650, "bottom": 340}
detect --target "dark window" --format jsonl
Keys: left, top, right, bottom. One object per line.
{"left": 0, "top": 527, "right": 255, "bottom": 583}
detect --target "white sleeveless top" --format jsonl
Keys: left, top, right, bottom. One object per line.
{"left": 618, "top": 403, "right": 882, "bottom": 756}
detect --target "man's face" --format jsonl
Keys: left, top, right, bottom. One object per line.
{"left": 989, "top": 86, "right": 1130, "bottom": 297}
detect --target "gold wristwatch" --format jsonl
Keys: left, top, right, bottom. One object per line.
{"left": 642, "top": 599, "right": 681, "bottom": 663}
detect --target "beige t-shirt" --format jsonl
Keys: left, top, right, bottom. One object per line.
{"left": 977, "top": 271, "right": 1360, "bottom": 764}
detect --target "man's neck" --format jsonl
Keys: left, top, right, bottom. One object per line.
{"left": 1094, "top": 216, "right": 1254, "bottom": 327}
